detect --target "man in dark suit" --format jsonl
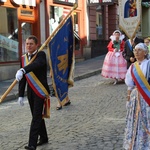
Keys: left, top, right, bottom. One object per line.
{"left": 123, "top": 37, "right": 144, "bottom": 69}
{"left": 15, "top": 35, "right": 50, "bottom": 150}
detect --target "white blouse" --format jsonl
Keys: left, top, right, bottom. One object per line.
{"left": 125, "top": 59, "right": 149, "bottom": 90}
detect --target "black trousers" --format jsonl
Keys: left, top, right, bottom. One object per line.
{"left": 27, "top": 87, "right": 48, "bottom": 148}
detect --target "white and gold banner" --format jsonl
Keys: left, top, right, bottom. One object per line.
{"left": 118, "top": 0, "right": 142, "bottom": 39}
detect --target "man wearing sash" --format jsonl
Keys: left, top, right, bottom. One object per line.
{"left": 123, "top": 43, "right": 150, "bottom": 149}
{"left": 15, "top": 35, "right": 50, "bottom": 150}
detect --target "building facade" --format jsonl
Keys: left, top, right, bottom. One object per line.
{"left": 0, "top": 0, "right": 149, "bottom": 81}
{"left": 0, "top": 0, "right": 124, "bottom": 81}
{"left": 85, "top": 0, "right": 119, "bottom": 58}
{"left": 0, "top": 0, "right": 40, "bottom": 81}
{"left": 142, "top": 2, "right": 150, "bottom": 37}
{"left": 43, "top": 0, "right": 87, "bottom": 58}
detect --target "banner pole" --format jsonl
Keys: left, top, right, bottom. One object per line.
{"left": 0, "top": 3, "right": 78, "bottom": 103}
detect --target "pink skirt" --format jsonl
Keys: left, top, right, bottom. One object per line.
{"left": 101, "top": 51, "right": 127, "bottom": 79}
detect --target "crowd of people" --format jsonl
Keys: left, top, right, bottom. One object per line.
{"left": 14, "top": 32, "right": 150, "bottom": 150}
{"left": 101, "top": 30, "right": 150, "bottom": 83}
{"left": 101, "top": 30, "right": 150, "bottom": 150}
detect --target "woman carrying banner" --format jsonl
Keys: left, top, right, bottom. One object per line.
{"left": 123, "top": 43, "right": 150, "bottom": 150}
{"left": 101, "top": 30, "right": 127, "bottom": 84}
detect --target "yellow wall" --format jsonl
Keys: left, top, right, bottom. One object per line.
{"left": 142, "top": 7, "right": 150, "bottom": 37}
{"left": 0, "top": 7, "right": 8, "bottom": 35}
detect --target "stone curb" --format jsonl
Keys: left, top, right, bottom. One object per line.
{"left": 2, "top": 68, "right": 102, "bottom": 103}
{"left": 74, "top": 69, "right": 101, "bottom": 81}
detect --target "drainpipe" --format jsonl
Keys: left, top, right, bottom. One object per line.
{"left": 86, "top": 0, "right": 90, "bottom": 46}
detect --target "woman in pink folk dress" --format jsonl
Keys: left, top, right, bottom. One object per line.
{"left": 101, "top": 30, "right": 127, "bottom": 84}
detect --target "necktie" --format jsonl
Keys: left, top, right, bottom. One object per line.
{"left": 28, "top": 54, "right": 34, "bottom": 61}
{"left": 28, "top": 55, "right": 31, "bottom": 61}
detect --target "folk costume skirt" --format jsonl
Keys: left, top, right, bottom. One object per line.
{"left": 101, "top": 51, "right": 127, "bottom": 79}
{"left": 123, "top": 89, "right": 150, "bottom": 150}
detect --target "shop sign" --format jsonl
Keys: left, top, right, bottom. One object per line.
{"left": 89, "top": 0, "right": 114, "bottom": 5}
{"left": 0, "top": 35, "right": 18, "bottom": 53}
{"left": 54, "top": 0, "right": 76, "bottom": 3}
{"left": 12, "top": 0, "right": 36, "bottom": 6}
{"left": 54, "top": 0, "right": 77, "bottom": 5}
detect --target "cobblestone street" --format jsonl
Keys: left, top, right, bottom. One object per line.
{"left": 0, "top": 75, "right": 127, "bottom": 150}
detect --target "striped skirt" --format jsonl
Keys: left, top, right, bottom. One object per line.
{"left": 101, "top": 51, "right": 127, "bottom": 79}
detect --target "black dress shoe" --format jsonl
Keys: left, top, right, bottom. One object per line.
{"left": 56, "top": 105, "right": 62, "bottom": 110}
{"left": 24, "top": 145, "right": 36, "bottom": 150}
{"left": 37, "top": 139, "right": 48, "bottom": 146}
{"left": 64, "top": 100, "right": 71, "bottom": 106}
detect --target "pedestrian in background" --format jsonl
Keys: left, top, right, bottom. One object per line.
{"left": 123, "top": 37, "right": 144, "bottom": 69}
{"left": 123, "top": 43, "right": 150, "bottom": 150}
{"left": 49, "top": 70, "right": 71, "bottom": 110}
{"left": 101, "top": 30, "right": 127, "bottom": 84}
{"left": 144, "top": 37, "right": 150, "bottom": 58}
{"left": 15, "top": 35, "right": 50, "bottom": 150}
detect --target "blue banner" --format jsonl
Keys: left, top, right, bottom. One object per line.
{"left": 48, "top": 16, "right": 74, "bottom": 104}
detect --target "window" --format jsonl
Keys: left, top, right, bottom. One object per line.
{"left": 96, "top": 5, "right": 103, "bottom": 39}
{"left": 0, "top": 7, "right": 18, "bottom": 62}
{"left": 49, "top": 6, "right": 80, "bottom": 50}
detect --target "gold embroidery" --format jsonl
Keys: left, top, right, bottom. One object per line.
{"left": 57, "top": 53, "right": 68, "bottom": 74}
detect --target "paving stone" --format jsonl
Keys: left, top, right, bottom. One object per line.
{"left": 0, "top": 75, "right": 127, "bottom": 150}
